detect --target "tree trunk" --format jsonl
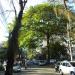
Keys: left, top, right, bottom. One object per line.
{"left": 5, "top": 0, "right": 27, "bottom": 75}
{"left": 46, "top": 31, "right": 50, "bottom": 64}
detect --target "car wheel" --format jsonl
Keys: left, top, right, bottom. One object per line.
{"left": 70, "top": 72, "right": 75, "bottom": 75}
{"left": 59, "top": 70, "right": 63, "bottom": 75}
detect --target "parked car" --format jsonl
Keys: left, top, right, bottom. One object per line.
{"left": 13, "top": 63, "right": 21, "bottom": 72}
{"left": 55, "top": 61, "right": 61, "bottom": 72}
{"left": 32, "top": 59, "right": 38, "bottom": 65}
{"left": 26, "top": 60, "right": 34, "bottom": 66}
{"left": 38, "top": 60, "right": 47, "bottom": 66}
{"left": 3, "top": 62, "right": 21, "bottom": 72}
{"left": 50, "top": 59, "right": 56, "bottom": 64}
{"left": 59, "top": 60, "right": 75, "bottom": 75}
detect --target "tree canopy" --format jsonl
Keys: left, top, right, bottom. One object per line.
{"left": 18, "top": 3, "right": 70, "bottom": 61}
{"left": 8, "top": 2, "right": 75, "bottom": 61}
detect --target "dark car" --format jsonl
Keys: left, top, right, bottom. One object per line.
{"left": 55, "top": 61, "right": 60, "bottom": 72}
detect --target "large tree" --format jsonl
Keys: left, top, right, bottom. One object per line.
{"left": 21, "top": 3, "right": 68, "bottom": 62}
{"left": 5, "top": 0, "right": 27, "bottom": 75}
{"left": 48, "top": 0, "right": 75, "bottom": 61}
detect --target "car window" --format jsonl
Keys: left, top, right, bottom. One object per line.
{"left": 62, "top": 62, "right": 71, "bottom": 67}
{"left": 66, "top": 63, "right": 71, "bottom": 67}
{"left": 62, "top": 63, "right": 66, "bottom": 66}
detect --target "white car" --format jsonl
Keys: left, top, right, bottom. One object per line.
{"left": 59, "top": 60, "right": 75, "bottom": 75}
{"left": 13, "top": 63, "right": 21, "bottom": 72}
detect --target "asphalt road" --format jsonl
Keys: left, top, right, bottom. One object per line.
{"left": 0, "top": 67, "right": 60, "bottom": 75}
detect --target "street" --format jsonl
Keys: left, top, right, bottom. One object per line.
{"left": 0, "top": 67, "right": 60, "bottom": 75}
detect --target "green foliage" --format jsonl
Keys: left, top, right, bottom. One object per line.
{"left": 50, "top": 42, "right": 68, "bottom": 59}
{"left": 7, "top": 2, "right": 75, "bottom": 61}
{"left": 7, "top": 20, "right": 16, "bottom": 33}
{"left": 22, "top": 3, "right": 68, "bottom": 58}
{"left": 27, "top": 49, "right": 36, "bottom": 59}
{"left": 22, "top": 3, "right": 68, "bottom": 37}
{"left": 18, "top": 3, "right": 69, "bottom": 60}
{"left": 19, "top": 30, "right": 40, "bottom": 48}
{"left": 2, "top": 41, "right": 8, "bottom": 48}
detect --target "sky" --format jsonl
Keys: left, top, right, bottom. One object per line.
{"left": 66, "top": 0, "right": 75, "bottom": 12}
{"left": 0, "top": 0, "right": 75, "bottom": 43}
{"left": 0, "top": 0, "right": 47, "bottom": 43}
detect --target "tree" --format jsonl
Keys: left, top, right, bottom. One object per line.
{"left": 5, "top": 0, "right": 27, "bottom": 75}
{"left": 48, "top": 0, "right": 75, "bottom": 61}
{"left": 22, "top": 3, "right": 68, "bottom": 63}
{"left": 63, "top": 0, "right": 75, "bottom": 61}
{"left": 50, "top": 42, "right": 69, "bottom": 60}
{"left": 19, "top": 30, "right": 40, "bottom": 48}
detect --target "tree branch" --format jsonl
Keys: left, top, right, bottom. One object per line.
{"left": 11, "top": 0, "right": 17, "bottom": 17}
{"left": 24, "top": 0, "right": 27, "bottom": 7}
{"left": 63, "top": 0, "right": 68, "bottom": 9}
